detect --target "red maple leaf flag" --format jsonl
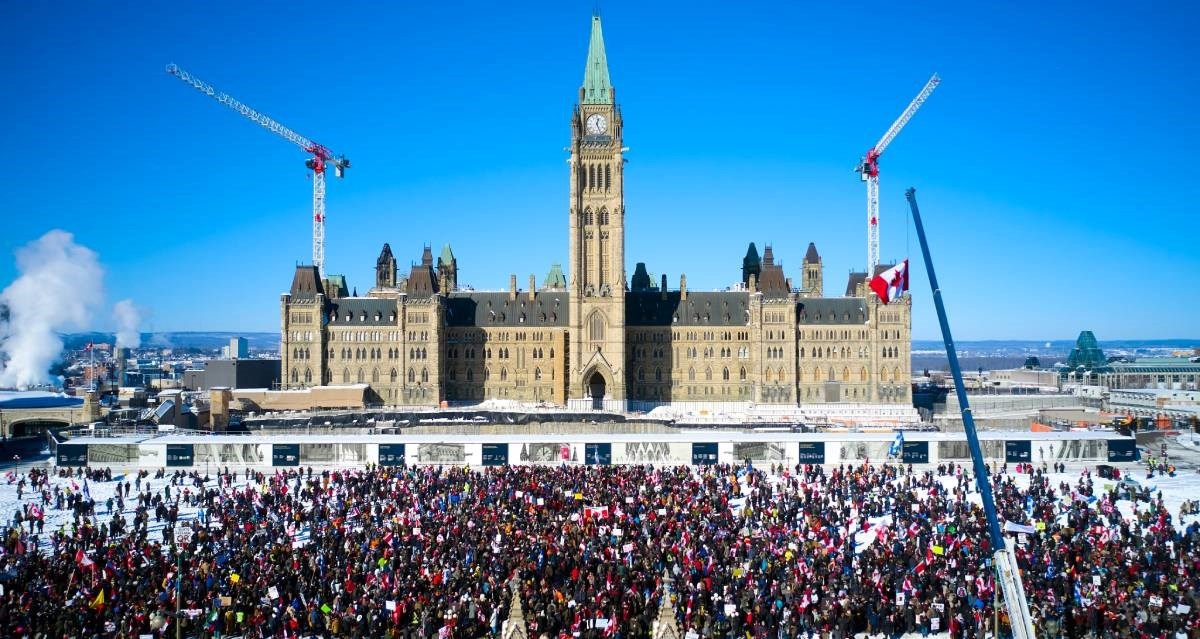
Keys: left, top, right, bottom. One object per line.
{"left": 869, "top": 259, "right": 909, "bottom": 305}
{"left": 75, "top": 549, "right": 95, "bottom": 569}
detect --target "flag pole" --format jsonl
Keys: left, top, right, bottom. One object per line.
{"left": 905, "top": 188, "right": 1036, "bottom": 638}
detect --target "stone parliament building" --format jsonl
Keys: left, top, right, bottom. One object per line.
{"left": 279, "top": 16, "right": 911, "bottom": 411}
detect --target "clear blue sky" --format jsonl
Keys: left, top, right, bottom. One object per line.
{"left": 1, "top": 1, "right": 1196, "bottom": 340}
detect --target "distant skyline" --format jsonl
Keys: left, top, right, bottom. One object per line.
{"left": 1, "top": 1, "right": 1196, "bottom": 340}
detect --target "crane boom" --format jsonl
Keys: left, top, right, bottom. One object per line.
{"left": 857, "top": 74, "right": 939, "bottom": 273}
{"left": 906, "top": 188, "right": 1036, "bottom": 639}
{"left": 165, "top": 63, "right": 348, "bottom": 277}
{"left": 872, "top": 74, "right": 940, "bottom": 160}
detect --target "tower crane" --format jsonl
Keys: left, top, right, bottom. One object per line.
{"left": 165, "top": 63, "right": 349, "bottom": 278}
{"left": 856, "top": 74, "right": 939, "bottom": 273}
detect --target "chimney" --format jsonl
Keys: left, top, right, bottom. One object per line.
{"left": 660, "top": 274, "right": 668, "bottom": 300}
{"left": 115, "top": 347, "right": 129, "bottom": 386}
{"left": 680, "top": 274, "right": 687, "bottom": 301}
{"left": 785, "top": 277, "right": 793, "bottom": 292}
{"left": 748, "top": 273, "right": 757, "bottom": 293}
{"left": 509, "top": 274, "right": 518, "bottom": 301}
{"left": 529, "top": 274, "right": 537, "bottom": 301}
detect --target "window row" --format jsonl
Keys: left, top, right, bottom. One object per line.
{"left": 580, "top": 164, "right": 613, "bottom": 191}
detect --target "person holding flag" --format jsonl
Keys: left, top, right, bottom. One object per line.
{"left": 888, "top": 429, "right": 905, "bottom": 460}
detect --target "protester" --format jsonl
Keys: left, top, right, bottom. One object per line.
{"left": 0, "top": 461, "right": 1197, "bottom": 638}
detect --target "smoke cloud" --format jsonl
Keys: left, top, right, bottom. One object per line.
{"left": 0, "top": 231, "right": 104, "bottom": 389}
{"left": 112, "top": 299, "right": 142, "bottom": 349}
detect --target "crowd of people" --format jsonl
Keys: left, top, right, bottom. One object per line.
{"left": 0, "top": 459, "right": 1198, "bottom": 638}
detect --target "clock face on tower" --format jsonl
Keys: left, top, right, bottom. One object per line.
{"left": 585, "top": 113, "right": 608, "bottom": 135}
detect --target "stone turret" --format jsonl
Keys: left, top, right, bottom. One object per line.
{"left": 652, "top": 570, "right": 683, "bottom": 639}
{"left": 437, "top": 244, "right": 458, "bottom": 292}
{"left": 802, "top": 242, "right": 823, "bottom": 297}
{"left": 501, "top": 580, "right": 529, "bottom": 639}
{"left": 742, "top": 242, "right": 761, "bottom": 288}
{"left": 375, "top": 243, "right": 397, "bottom": 288}
{"left": 631, "top": 262, "right": 652, "bottom": 291}
{"left": 543, "top": 263, "right": 567, "bottom": 291}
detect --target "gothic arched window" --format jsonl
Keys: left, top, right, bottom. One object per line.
{"left": 604, "top": 164, "right": 611, "bottom": 190}
{"left": 588, "top": 313, "right": 605, "bottom": 341}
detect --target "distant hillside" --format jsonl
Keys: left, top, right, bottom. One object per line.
{"left": 913, "top": 338, "right": 1199, "bottom": 356}
{"left": 64, "top": 332, "right": 279, "bottom": 351}
{"left": 912, "top": 338, "right": 1199, "bottom": 373}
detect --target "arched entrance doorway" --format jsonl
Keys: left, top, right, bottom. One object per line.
{"left": 588, "top": 371, "right": 606, "bottom": 409}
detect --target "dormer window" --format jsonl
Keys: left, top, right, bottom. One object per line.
{"left": 344, "top": 313, "right": 352, "bottom": 321}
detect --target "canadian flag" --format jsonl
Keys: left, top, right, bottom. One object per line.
{"left": 75, "top": 549, "right": 96, "bottom": 569}
{"left": 869, "top": 259, "right": 909, "bottom": 305}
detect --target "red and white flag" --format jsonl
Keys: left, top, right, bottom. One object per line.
{"left": 583, "top": 506, "right": 610, "bottom": 520}
{"left": 83, "top": 341, "right": 93, "bottom": 352}
{"left": 75, "top": 549, "right": 95, "bottom": 569}
{"left": 869, "top": 259, "right": 909, "bottom": 305}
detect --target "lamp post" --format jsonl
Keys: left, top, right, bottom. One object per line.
{"left": 174, "top": 526, "right": 193, "bottom": 639}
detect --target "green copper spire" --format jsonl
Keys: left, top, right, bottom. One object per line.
{"left": 582, "top": 15, "right": 613, "bottom": 104}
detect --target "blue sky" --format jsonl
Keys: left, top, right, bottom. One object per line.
{"left": 1, "top": 1, "right": 1196, "bottom": 340}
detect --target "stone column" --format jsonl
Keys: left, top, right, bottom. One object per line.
{"left": 652, "top": 569, "right": 683, "bottom": 639}
{"left": 501, "top": 579, "right": 529, "bottom": 639}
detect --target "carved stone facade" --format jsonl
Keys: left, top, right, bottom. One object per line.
{"left": 278, "top": 15, "right": 911, "bottom": 409}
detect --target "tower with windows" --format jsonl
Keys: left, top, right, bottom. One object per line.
{"left": 568, "top": 15, "right": 627, "bottom": 408}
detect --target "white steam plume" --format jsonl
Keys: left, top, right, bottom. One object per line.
{"left": 112, "top": 299, "right": 142, "bottom": 349}
{"left": 0, "top": 231, "right": 104, "bottom": 389}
